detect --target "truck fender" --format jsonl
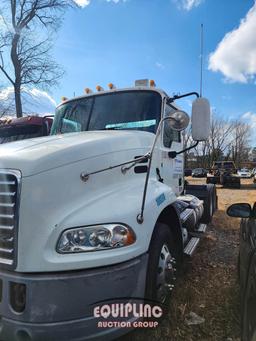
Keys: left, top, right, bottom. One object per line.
{"left": 149, "top": 204, "right": 184, "bottom": 263}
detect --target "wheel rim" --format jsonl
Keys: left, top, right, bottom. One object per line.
{"left": 156, "top": 243, "right": 176, "bottom": 303}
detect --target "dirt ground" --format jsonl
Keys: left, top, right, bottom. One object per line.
{"left": 120, "top": 178, "right": 256, "bottom": 341}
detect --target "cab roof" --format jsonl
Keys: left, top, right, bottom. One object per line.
{"left": 57, "top": 87, "right": 170, "bottom": 109}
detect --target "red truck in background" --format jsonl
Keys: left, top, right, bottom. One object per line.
{"left": 0, "top": 115, "right": 53, "bottom": 144}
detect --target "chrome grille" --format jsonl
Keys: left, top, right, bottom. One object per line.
{"left": 0, "top": 170, "right": 21, "bottom": 269}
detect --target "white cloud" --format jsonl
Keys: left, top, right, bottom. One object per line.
{"left": 209, "top": 2, "right": 256, "bottom": 83}
{"left": 0, "top": 15, "right": 12, "bottom": 34}
{"left": 0, "top": 87, "right": 56, "bottom": 116}
{"left": 0, "top": 15, "right": 4, "bottom": 28}
{"left": 174, "top": 0, "right": 204, "bottom": 11}
{"left": 106, "top": 0, "right": 127, "bottom": 3}
{"left": 242, "top": 111, "right": 256, "bottom": 128}
{"left": 155, "top": 62, "right": 165, "bottom": 70}
{"left": 221, "top": 95, "right": 232, "bottom": 101}
{"left": 73, "top": 0, "right": 126, "bottom": 7}
{"left": 241, "top": 111, "right": 256, "bottom": 145}
{"left": 74, "top": 0, "right": 90, "bottom": 7}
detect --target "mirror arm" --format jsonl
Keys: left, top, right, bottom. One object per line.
{"left": 168, "top": 141, "right": 199, "bottom": 159}
{"left": 167, "top": 92, "right": 199, "bottom": 104}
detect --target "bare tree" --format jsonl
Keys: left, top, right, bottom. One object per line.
{"left": 208, "top": 116, "right": 234, "bottom": 165}
{"left": 0, "top": 0, "right": 73, "bottom": 117}
{"left": 0, "top": 98, "right": 15, "bottom": 117}
{"left": 185, "top": 113, "right": 251, "bottom": 169}
{"left": 0, "top": 85, "right": 15, "bottom": 117}
{"left": 230, "top": 120, "right": 251, "bottom": 167}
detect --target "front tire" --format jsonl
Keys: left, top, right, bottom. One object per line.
{"left": 145, "top": 223, "right": 177, "bottom": 304}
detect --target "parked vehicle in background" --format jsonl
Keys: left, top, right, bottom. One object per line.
{"left": 207, "top": 161, "right": 240, "bottom": 188}
{"left": 0, "top": 115, "right": 53, "bottom": 144}
{"left": 184, "top": 168, "right": 192, "bottom": 176}
{"left": 192, "top": 168, "right": 207, "bottom": 178}
{"left": 227, "top": 203, "right": 256, "bottom": 341}
{"left": 238, "top": 168, "right": 252, "bottom": 178}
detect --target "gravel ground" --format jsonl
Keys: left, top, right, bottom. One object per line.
{"left": 119, "top": 178, "right": 256, "bottom": 341}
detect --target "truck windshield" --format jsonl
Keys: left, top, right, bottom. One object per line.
{"left": 51, "top": 90, "right": 162, "bottom": 135}
{"left": 0, "top": 125, "right": 43, "bottom": 144}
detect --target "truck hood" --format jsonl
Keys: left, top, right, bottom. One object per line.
{"left": 0, "top": 131, "right": 154, "bottom": 177}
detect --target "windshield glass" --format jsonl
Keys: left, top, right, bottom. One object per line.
{"left": 51, "top": 90, "right": 162, "bottom": 135}
{"left": 0, "top": 125, "right": 43, "bottom": 144}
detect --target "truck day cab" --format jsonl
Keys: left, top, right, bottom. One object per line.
{"left": 0, "top": 80, "right": 216, "bottom": 340}
{"left": 0, "top": 116, "right": 53, "bottom": 144}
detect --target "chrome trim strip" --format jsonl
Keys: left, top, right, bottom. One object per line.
{"left": 0, "top": 225, "right": 14, "bottom": 231}
{"left": 0, "top": 203, "right": 15, "bottom": 208}
{"left": 0, "top": 257, "right": 13, "bottom": 265}
{"left": 0, "top": 181, "right": 15, "bottom": 185}
{"left": 0, "top": 247, "right": 13, "bottom": 254}
{"left": 0, "top": 192, "right": 16, "bottom": 196}
{"left": 0, "top": 214, "right": 14, "bottom": 219}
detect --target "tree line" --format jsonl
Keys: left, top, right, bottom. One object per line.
{"left": 184, "top": 115, "right": 251, "bottom": 169}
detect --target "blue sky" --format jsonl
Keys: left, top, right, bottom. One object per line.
{"left": 51, "top": 0, "right": 256, "bottom": 130}
{"left": 1, "top": 0, "right": 256, "bottom": 140}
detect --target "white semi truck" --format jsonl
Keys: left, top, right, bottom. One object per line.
{"left": 0, "top": 80, "right": 216, "bottom": 340}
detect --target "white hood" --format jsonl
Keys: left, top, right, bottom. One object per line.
{"left": 0, "top": 131, "right": 154, "bottom": 177}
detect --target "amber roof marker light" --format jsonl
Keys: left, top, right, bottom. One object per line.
{"left": 108, "top": 83, "right": 116, "bottom": 90}
{"left": 85, "top": 88, "right": 93, "bottom": 94}
{"left": 150, "top": 80, "right": 156, "bottom": 87}
{"left": 96, "top": 85, "right": 104, "bottom": 92}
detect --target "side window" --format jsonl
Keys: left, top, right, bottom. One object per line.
{"left": 163, "top": 104, "right": 181, "bottom": 148}
{"left": 51, "top": 98, "right": 93, "bottom": 135}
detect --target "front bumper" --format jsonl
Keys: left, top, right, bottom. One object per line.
{"left": 0, "top": 254, "right": 148, "bottom": 341}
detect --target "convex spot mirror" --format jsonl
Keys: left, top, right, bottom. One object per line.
{"left": 192, "top": 97, "right": 210, "bottom": 141}
{"left": 168, "top": 110, "right": 190, "bottom": 131}
{"left": 226, "top": 203, "right": 252, "bottom": 218}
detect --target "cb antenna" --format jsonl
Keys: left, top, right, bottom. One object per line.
{"left": 200, "top": 23, "right": 204, "bottom": 97}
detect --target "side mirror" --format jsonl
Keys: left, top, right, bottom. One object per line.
{"left": 168, "top": 110, "right": 190, "bottom": 131}
{"left": 191, "top": 97, "right": 210, "bottom": 141}
{"left": 226, "top": 203, "right": 252, "bottom": 218}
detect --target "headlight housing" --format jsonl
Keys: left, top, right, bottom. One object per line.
{"left": 57, "top": 224, "right": 136, "bottom": 253}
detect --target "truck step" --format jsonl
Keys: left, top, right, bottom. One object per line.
{"left": 197, "top": 223, "right": 207, "bottom": 233}
{"left": 184, "top": 237, "right": 200, "bottom": 257}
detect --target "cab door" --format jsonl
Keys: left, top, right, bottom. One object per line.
{"left": 159, "top": 102, "right": 184, "bottom": 195}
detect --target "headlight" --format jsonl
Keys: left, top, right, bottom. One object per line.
{"left": 57, "top": 224, "right": 136, "bottom": 253}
